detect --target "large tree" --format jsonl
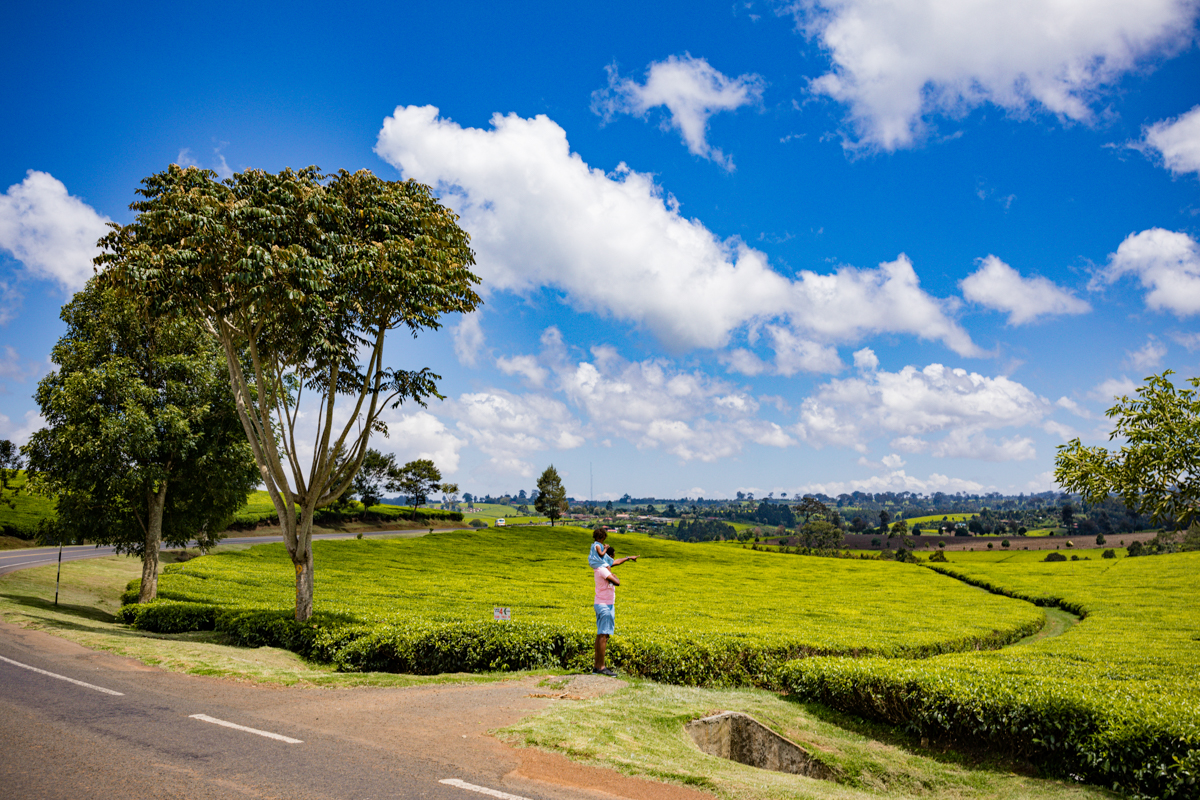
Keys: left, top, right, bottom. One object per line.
{"left": 1056, "top": 371, "right": 1200, "bottom": 530}
{"left": 23, "top": 279, "right": 258, "bottom": 602}
{"left": 101, "top": 165, "right": 479, "bottom": 620}
{"left": 535, "top": 465, "right": 567, "bottom": 525}
{"left": 352, "top": 448, "right": 398, "bottom": 509}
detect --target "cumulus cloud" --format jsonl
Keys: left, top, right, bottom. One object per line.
{"left": 720, "top": 348, "right": 770, "bottom": 376}
{"left": 796, "top": 362, "right": 1050, "bottom": 458}
{"left": 375, "top": 410, "right": 468, "bottom": 474}
{"left": 560, "top": 345, "right": 795, "bottom": 462}
{"left": 780, "top": 0, "right": 1197, "bottom": 150}
{"left": 1090, "top": 376, "right": 1138, "bottom": 402}
{"left": 452, "top": 314, "right": 485, "bottom": 366}
{"left": 766, "top": 325, "right": 843, "bottom": 375}
{"left": 960, "top": 255, "right": 1091, "bottom": 324}
{"left": 592, "top": 54, "right": 765, "bottom": 169}
{"left": 375, "top": 106, "right": 979, "bottom": 358}
{"left": 1125, "top": 336, "right": 1168, "bottom": 371}
{"left": 446, "top": 390, "right": 585, "bottom": 477}
{"left": 0, "top": 409, "right": 43, "bottom": 446}
{"left": 1095, "top": 229, "right": 1200, "bottom": 316}
{"left": 852, "top": 347, "right": 879, "bottom": 370}
{"left": 1170, "top": 330, "right": 1200, "bottom": 351}
{"left": 0, "top": 171, "right": 111, "bottom": 291}
{"left": 496, "top": 354, "right": 549, "bottom": 387}
{"left": 1140, "top": 104, "right": 1200, "bottom": 176}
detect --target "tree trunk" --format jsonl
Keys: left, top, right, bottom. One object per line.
{"left": 138, "top": 481, "right": 168, "bottom": 603}
{"left": 291, "top": 509, "right": 315, "bottom": 621}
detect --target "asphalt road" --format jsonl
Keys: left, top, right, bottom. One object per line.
{"left": 0, "top": 529, "right": 439, "bottom": 577}
{"left": 0, "top": 625, "right": 578, "bottom": 800}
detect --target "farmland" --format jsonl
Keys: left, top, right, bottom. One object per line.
{"left": 131, "top": 527, "right": 1044, "bottom": 684}
{"left": 781, "top": 549, "right": 1200, "bottom": 798}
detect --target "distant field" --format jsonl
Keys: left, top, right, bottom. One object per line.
{"left": 0, "top": 472, "right": 56, "bottom": 538}
{"left": 457, "top": 502, "right": 547, "bottom": 526}
{"left": 905, "top": 512, "right": 977, "bottom": 525}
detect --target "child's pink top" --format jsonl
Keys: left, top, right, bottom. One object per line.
{"left": 594, "top": 566, "right": 615, "bottom": 604}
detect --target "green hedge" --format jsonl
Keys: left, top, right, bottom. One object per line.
{"left": 225, "top": 505, "right": 463, "bottom": 530}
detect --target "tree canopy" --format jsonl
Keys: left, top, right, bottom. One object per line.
{"left": 535, "top": 465, "right": 567, "bottom": 525}
{"left": 0, "top": 440, "right": 21, "bottom": 511}
{"left": 23, "top": 279, "right": 257, "bottom": 601}
{"left": 100, "top": 165, "right": 479, "bottom": 620}
{"left": 391, "top": 459, "right": 443, "bottom": 518}
{"left": 1056, "top": 371, "right": 1200, "bottom": 530}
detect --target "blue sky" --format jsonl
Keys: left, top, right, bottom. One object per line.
{"left": 3, "top": 0, "right": 1200, "bottom": 501}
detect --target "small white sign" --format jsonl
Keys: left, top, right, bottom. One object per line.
{"left": 493, "top": 606, "right": 511, "bottom": 622}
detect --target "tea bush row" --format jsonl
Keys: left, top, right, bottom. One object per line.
{"left": 119, "top": 528, "right": 1044, "bottom": 685}
{"left": 778, "top": 551, "right": 1200, "bottom": 799}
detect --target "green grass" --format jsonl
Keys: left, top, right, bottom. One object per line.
{"left": 148, "top": 527, "right": 1044, "bottom": 661}
{"left": 500, "top": 682, "right": 1115, "bottom": 800}
{"left": 458, "top": 502, "right": 548, "bottom": 525}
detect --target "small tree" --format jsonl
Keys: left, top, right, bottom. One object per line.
{"left": 0, "top": 440, "right": 22, "bottom": 510}
{"left": 442, "top": 482, "right": 460, "bottom": 511}
{"left": 353, "top": 449, "right": 397, "bottom": 508}
{"left": 391, "top": 459, "right": 443, "bottom": 520}
{"left": 102, "top": 165, "right": 480, "bottom": 621}
{"left": 535, "top": 465, "right": 567, "bottom": 526}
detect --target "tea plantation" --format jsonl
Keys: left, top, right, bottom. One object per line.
{"left": 780, "top": 550, "right": 1200, "bottom": 799}
{"left": 124, "top": 526, "right": 1041, "bottom": 683}
{"left": 119, "top": 527, "right": 1198, "bottom": 798}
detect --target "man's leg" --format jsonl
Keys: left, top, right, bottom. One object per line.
{"left": 593, "top": 634, "right": 608, "bottom": 671}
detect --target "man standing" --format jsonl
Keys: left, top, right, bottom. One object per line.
{"left": 592, "top": 539, "right": 637, "bottom": 677}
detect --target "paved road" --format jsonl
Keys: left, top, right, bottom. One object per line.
{"left": 0, "top": 529, "right": 441, "bottom": 577}
{"left": 0, "top": 623, "right": 581, "bottom": 800}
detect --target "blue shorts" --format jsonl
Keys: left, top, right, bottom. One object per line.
{"left": 594, "top": 604, "right": 615, "bottom": 635}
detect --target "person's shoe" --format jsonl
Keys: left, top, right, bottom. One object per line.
{"left": 592, "top": 667, "right": 618, "bottom": 677}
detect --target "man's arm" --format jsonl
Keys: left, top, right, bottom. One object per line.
{"left": 598, "top": 566, "right": 620, "bottom": 586}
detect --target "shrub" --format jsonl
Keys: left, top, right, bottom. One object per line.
{"left": 1128, "top": 541, "right": 1145, "bottom": 557}
{"left": 1102, "top": 549, "right": 1116, "bottom": 559}
{"left": 1096, "top": 533, "right": 1106, "bottom": 546}
{"left": 469, "top": 519, "right": 488, "bottom": 528}
{"left": 1001, "top": 539, "right": 1009, "bottom": 548}
{"left": 1043, "top": 552, "right": 1067, "bottom": 562}
{"left": 116, "top": 600, "right": 216, "bottom": 633}
{"left": 928, "top": 550, "right": 947, "bottom": 562}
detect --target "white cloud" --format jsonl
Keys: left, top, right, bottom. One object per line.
{"left": 592, "top": 54, "right": 765, "bottom": 169}
{"left": 1125, "top": 336, "right": 1167, "bottom": 371}
{"left": 447, "top": 390, "right": 586, "bottom": 477}
{"left": 1055, "top": 396, "right": 1095, "bottom": 420}
{"left": 452, "top": 313, "right": 485, "bottom": 366}
{"left": 1089, "top": 376, "right": 1138, "bottom": 402}
{"left": 800, "top": 470, "right": 986, "bottom": 496}
{"left": 0, "top": 345, "right": 40, "bottom": 391}
{"left": 928, "top": 429, "right": 1037, "bottom": 461}
{"left": 376, "top": 410, "right": 468, "bottom": 474}
{"left": 1023, "top": 470, "right": 1059, "bottom": 492}
{"left": 881, "top": 453, "right": 906, "bottom": 469}
{"left": 0, "top": 409, "right": 43, "bottom": 446}
{"left": 852, "top": 347, "right": 879, "bottom": 370}
{"left": 796, "top": 362, "right": 1050, "bottom": 457}
{"left": 496, "top": 354, "right": 549, "bottom": 387}
{"left": 1170, "top": 330, "right": 1200, "bottom": 351}
{"left": 0, "top": 171, "right": 111, "bottom": 291}
{"left": 721, "top": 348, "right": 770, "bottom": 376}
{"left": 1042, "top": 420, "right": 1080, "bottom": 441}
{"left": 766, "top": 325, "right": 843, "bottom": 375}
{"left": 374, "top": 106, "right": 979, "bottom": 357}
{"left": 781, "top": 0, "right": 1197, "bottom": 151}
{"left": 1141, "top": 104, "right": 1200, "bottom": 176}
{"left": 1096, "top": 228, "right": 1200, "bottom": 316}
{"left": 561, "top": 346, "right": 794, "bottom": 462}
{"left": 960, "top": 255, "right": 1091, "bottom": 324}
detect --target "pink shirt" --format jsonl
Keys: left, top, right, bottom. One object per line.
{"left": 594, "top": 566, "right": 615, "bottom": 604}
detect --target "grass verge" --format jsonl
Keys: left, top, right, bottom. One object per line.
{"left": 499, "top": 681, "right": 1115, "bottom": 800}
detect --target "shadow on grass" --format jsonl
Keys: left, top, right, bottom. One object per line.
{"left": 0, "top": 593, "right": 117, "bottom": 623}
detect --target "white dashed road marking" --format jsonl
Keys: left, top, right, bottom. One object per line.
{"left": 189, "top": 714, "right": 303, "bottom": 743}
{"left": 0, "top": 655, "right": 124, "bottom": 696}
{"left": 439, "top": 778, "right": 533, "bottom": 800}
